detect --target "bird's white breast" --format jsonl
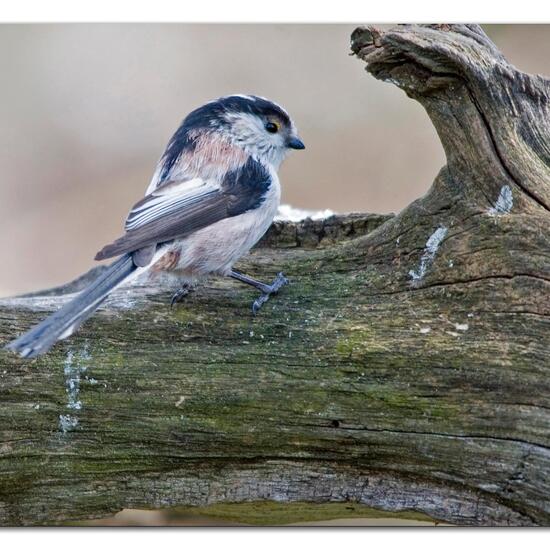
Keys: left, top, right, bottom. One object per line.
{"left": 171, "top": 169, "right": 281, "bottom": 277}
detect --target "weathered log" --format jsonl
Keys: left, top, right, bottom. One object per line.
{"left": 1, "top": 24, "right": 549, "bottom": 526}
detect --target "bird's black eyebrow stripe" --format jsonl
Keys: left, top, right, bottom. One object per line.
{"left": 218, "top": 95, "right": 291, "bottom": 126}
{"left": 183, "top": 95, "right": 291, "bottom": 130}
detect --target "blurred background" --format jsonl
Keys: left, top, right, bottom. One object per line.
{"left": 1, "top": 25, "right": 550, "bottom": 297}
{"left": 1, "top": 24, "right": 548, "bottom": 526}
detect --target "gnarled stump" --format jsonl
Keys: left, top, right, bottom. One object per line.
{"left": 0, "top": 24, "right": 548, "bottom": 526}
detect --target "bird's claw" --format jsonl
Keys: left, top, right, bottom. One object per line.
{"left": 170, "top": 284, "right": 193, "bottom": 308}
{"left": 252, "top": 272, "right": 289, "bottom": 315}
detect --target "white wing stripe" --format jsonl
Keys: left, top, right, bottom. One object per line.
{"left": 125, "top": 180, "right": 220, "bottom": 231}
{"left": 127, "top": 200, "right": 196, "bottom": 228}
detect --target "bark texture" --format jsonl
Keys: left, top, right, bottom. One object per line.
{"left": 0, "top": 24, "right": 549, "bottom": 526}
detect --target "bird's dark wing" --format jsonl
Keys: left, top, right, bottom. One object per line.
{"left": 94, "top": 157, "right": 272, "bottom": 263}
{"left": 124, "top": 177, "right": 220, "bottom": 231}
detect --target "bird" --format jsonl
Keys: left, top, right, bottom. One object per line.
{"left": 6, "top": 94, "right": 305, "bottom": 359}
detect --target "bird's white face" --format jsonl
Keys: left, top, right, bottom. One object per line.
{"left": 223, "top": 111, "right": 301, "bottom": 169}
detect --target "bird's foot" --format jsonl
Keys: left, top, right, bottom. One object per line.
{"left": 170, "top": 284, "right": 194, "bottom": 308}
{"left": 252, "top": 272, "right": 289, "bottom": 315}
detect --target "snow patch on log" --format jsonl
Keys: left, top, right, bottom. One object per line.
{"left": 58, "top": 347, "right": 92, "bottom": 433}
{"left": 408, "top": 226, "right": 448, "bottom": 283}
{"left": 58, "top": 414, "right": 78, "bottom": 433}
{"left": 63, "top": 351, "right": 84, "bottom": 411}
{"left": 488, "top": 185, "right": 513, "bottom": 216}
{"left": 275, "top": 204, "right": 335, "bottom": 222}
{"left": 2, "top": 294, "right": 75, "bottom": 310}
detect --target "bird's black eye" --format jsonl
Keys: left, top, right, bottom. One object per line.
{"left": 265, "top": 121, "right": 279, "bottom": 134}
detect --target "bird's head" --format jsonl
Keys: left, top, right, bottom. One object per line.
{"left": 184, "top": 94, "right": 305, "bottom": 169}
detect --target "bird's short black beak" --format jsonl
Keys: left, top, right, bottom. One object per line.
{"left": 287, "top": 136, "right": 305, "bottom": 150}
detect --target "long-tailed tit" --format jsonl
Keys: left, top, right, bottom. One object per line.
{"left": 7, "top": 95, "right": 305, "bottom": 358}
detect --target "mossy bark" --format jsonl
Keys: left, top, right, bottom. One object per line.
{"left": 0, "top": 24, "right": 549, "bottom": 526}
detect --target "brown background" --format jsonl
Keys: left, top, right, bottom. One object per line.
{"left": 1, "top": 24, "right": 549, "bottom": 297}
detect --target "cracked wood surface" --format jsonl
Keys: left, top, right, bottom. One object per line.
{"left": 0, "top": 24, "right": 549, "bottom": 526}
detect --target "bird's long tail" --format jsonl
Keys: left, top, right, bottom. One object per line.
{"left": 5, "top": 254, "right": 137, "bottom": 359}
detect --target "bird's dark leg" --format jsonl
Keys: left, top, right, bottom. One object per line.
{"left": 230, "top": 270, "right": 289, "bottom": 314}
{"left": 170, "top": 283, "right": 194, "bottom": 308}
